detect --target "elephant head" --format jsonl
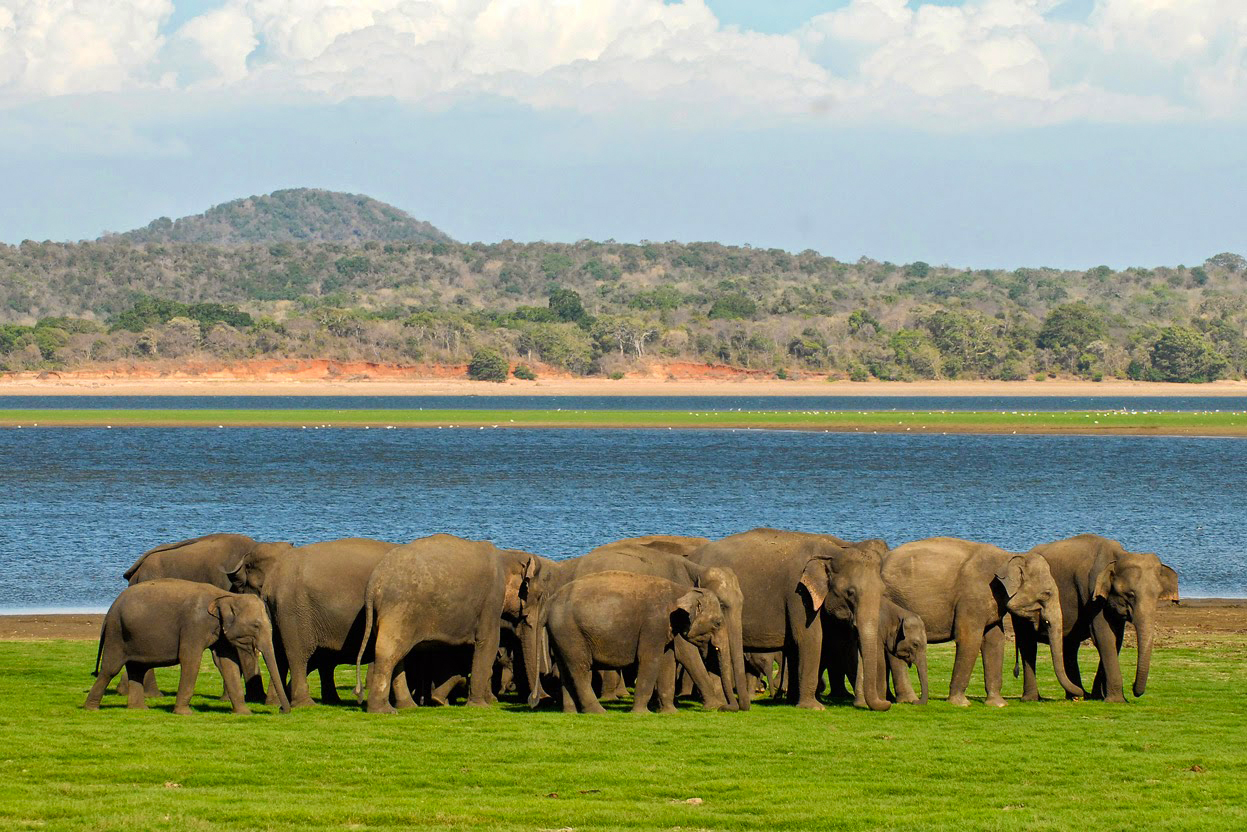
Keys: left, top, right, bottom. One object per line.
{"left": 223, "top": 542, "right": 296, "bottom": 595}
{"left": 209, "top": 594, "right": 291, "bottom": 713}
{"left": 995, "top": 553, "right": 1084, "bottom": 698}
{"left": 800, "top": 538, "right": 892, "bottom": 711}
{"left": 671, "top": 589, "right": 727, "bottom": 665}
{"left": 688, "top": 564, "right": 748, "bottom": 712}
{"left": 501, "top": 550, "right": 538, "bottom": 620}
{"left": 507, "top": 554, "right": 564, "bottom": 709}
{"left": 890, "top": 610, "right": 929, "bottom": 705}
{"left": 1093, "top": 550, "right": 1179, "bottom": 697}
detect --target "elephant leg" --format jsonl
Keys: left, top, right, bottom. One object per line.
{"left": 114, "top": 667, "right": 129, "bottom": 697}
{"left": 212, "top": 650, "right": 231, "bottom": 702}
{"left": 125, "top": 662, "right": 151, "bottom": 709}
{"left": 673, "top": 636, "right": 730, "bottom": 711}
{"left": 364, "top": 620, "right": 410, "bottom": 715}
{"left": 172, "top": 647, "right": 204, "bottom": 715}
{"left": 558, "top": 655, "right": 579, "bottom": 714}
{"left": 1015, "top": 621, "right": 1041, "bottom": 702}
{"left": 142, "top": 668, "right": 162, "bottom": 698}
{"left": 948, "top": 622, "right": 985, "bottom": 707}
{"left": 631, "top": 647, "right": 663, "bottom": 714}
{"left": 431, "top": 675, "right": 466, "bottom": 706}
{"left": 597, "top": 670, "right": 622, "bottom": 702}
{"left": 1090, "top": 615, "right": 1126, "bottom": 702}
{"left": 791, "top": 615, "right": 826, "bottom": 710}
{"left": 887, "top": 654, "right": 920, "bottom": 704}
{"left": 981, "top": 625, "right": 1007, "bottom": 707}
{"left": 318, "top": 661, "right": 344, "bottom": 705}
{"left": 392, "top": 659, "right": 419, "bottom": 709}
{"left": 655, "top": 649, "right": 678, "bottom": 714}
{"left": 240, "top": 648, "right": 267, "bottom": 704}
{"left": 216, "top": 646, "right": 252, "bottom": 715}
{"left": 466, "top": 617, "right": 502, "bottom": 708}
{"left": 85, "top": 650, "right": 126, "bottom": 710}
{"left": 677, "top": 666, "right": 695, "bottom": 698}
{"left": 277, "top": 628, "right": 318, "bottom": 708}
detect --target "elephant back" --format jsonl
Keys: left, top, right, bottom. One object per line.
{"left": 124, "top": 533, "right": 259, "bottom": 588}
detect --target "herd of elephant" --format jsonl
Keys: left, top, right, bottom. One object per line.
{"left": 83, "top": 528, "right": 1180, "bottom": 716}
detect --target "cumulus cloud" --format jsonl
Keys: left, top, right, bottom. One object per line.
{"left": 0, "top": 0, "right": 1244, "bottom": 126}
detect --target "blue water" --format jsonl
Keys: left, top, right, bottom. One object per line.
{"left": 0, "top": 428, "right": 1242, "bottom": 610}
{"left": 2, "top": 395, "right": 1246, "bottom": 412}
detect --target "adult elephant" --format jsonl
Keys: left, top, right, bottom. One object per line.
{"left": 882, "top": 537, "right": 1084, "bottom": 706}
{"left": 353, "top": 534, "right": 535, "bottom": 714}
{"left": 1012, "top": 534, "right": 1179, "bottom": 703}
{"left": 226, "top": 537, "right": 401, "bottom": 708}
{"left": 514, "top": 554, "right": 580, "bottom": 707}
{"left": 590, "top": 535, "right": 711, "bottom": 558}
{"left": 121, "top": 533, "right": 289, "bottom": 700}
{"left": 690, "top": 528, "right": 892, "bottom": 711}
{"left": 562, "top": 543, "right": 747, "bottom": 711}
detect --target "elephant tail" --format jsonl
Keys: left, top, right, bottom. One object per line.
{"left": 353, "top": 590, "right": 375, "bottom": 704}
{"left": 1013, "top": 639, "right": 1020, "bottom": 679}
{"left": 91, "top": 618, "right": 106, "bottom": 677}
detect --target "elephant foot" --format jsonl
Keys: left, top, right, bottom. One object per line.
{"left": 82, "top": 700, "right": 100, "bottom": 711}
{"left": 465, "top": 698, "right": 491, "bottom": 708}
{"left": 1020, "top": 691, "right": 1040, "bottom": 703}
{"left": 657, "top": 704, "right": 678, "bottom": 714}
{"left": 795, "top": 699, "right": 826, "bottom": 711}
{"left": 985, "top": 695, "right": 1008, "bottom": 708}
{"left": 231, "top": 706, "right": 253, "bottom": 716}
{"left": 1104, "top": 693, "right": 1127, "bottom": 704}
{"left": 896, "top": 694, "right": 921, "bottom": 705}
{"left": 629, "top": 705, "right": 652, "bottom": 714}
{"left": 584, "top": 703, "right": 608, "bottom": 715}
{"left": 947, "top": 693, "right": 971, "bottom": 707}
{"left": 368, "top": 702, "right": 398, "bottom": 715}
{"left": 172, "top": 704, "right": 192, "bottom": 715}
{"left": 395, "top": 698, "right": 418, "bottom": 710}
{"left": 290, "top": 696, "right": 318, "bottom": 709}
{"left": 321, "top": 692, "right": 343, "bottom": 706}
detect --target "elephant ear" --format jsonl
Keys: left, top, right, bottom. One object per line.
{"left": 1158, "top": 564, "right": 1180, "bottom": 603}
{"left": 209, "top": 596, "right": 237, "bottom": 633}
{"left": 670, "top": 591, "right": 703, "bottom": 634}
{"left": 994, "top": 556, "right": 1025, "bottom": 597}
{"left": 1092, "top": 562, "right": 1116, "bottom": 601}
{"left": 799, "top": 558, "right": 831, "bottom": 612}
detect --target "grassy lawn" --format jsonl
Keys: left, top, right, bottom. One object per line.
{"left": 2, "top": 408, "right": 1247, "bottom": 435}
{"left": 1, "top": 638, "right": 1242, "bottom": 831}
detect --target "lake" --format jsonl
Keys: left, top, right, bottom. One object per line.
{"left": 0, "top": 426, "right": 1241, "bottom": 610}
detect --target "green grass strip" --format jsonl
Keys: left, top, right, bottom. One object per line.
{"left": 2, "top": 408, "right": 1247, "bottom": 435}
{"left": 1, "top": 639, "right": 1243, "bottom": 831}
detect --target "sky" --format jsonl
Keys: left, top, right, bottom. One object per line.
{"left": 0, "top": 0, "right": 1244, "bottom": 269}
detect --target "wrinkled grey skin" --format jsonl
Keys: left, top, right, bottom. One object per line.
{"left": 1012, "top": 534, "right": 1179, "bottom": 702}
{"left": 691, "top": 528, "right": 893, "bottom": 711}
{"left": 227, "top": 537, "right": 398, "bottom": 708}
{"left": 544, "top": 571, "right": 727, "bottom": 714}
{"left": 121, "top": 533, "right": 279, "bottom": 701}
{"left": 882, "top": 537, "right": 1084, "bottom": 707}
{"left": 560, "top": 543, "right": 746, "bottom": 711}
{"left": 84, "top": 579, "right": 290, "bottom": 715}
{"left": 514, "top": 554, "right": 579, "bottom": 707}
{"left": 354, "top": 534, "right": 535, "bottom": 714}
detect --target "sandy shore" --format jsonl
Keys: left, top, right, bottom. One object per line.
{"left": 4, "top": 601, "right": 1241, "bottom": 643}
{"left": 3, "top": 375, "right": 1247, "bottom": 398}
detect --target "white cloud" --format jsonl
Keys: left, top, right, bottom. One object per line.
{"left": 0, "top": 0, "right": 1243, "bottom": 126}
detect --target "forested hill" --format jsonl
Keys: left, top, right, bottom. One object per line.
{"left": 103, "top": 189, "right": 452, "bottom": 245}
{"left": 2, "top": 228, "right": 1245, "bottom": 382}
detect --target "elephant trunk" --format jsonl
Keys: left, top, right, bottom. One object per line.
{"left": 711, "top": 626, "right": 739, "bottom": 711}
{"left": 518, "top": 619, "right": 544, "bottom": 709}
{"left": 727, "top": 605, "right": 749, "bottom": 711}
{"left": 855, "top": 615, "right": 891, "bottom": 712}
{"left": 258, "top": 623, "right": 290, "bottom": 713}
{"left": 915, "top": 645, "right": 929, "bottom": 705}
{"left": 1132, "top": 608, "right": 1154, "bottom": 698}
{"left": 1043, "top": 598, "right": 1084, "bottom": 699}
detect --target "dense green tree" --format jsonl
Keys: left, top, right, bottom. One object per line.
{"left": 1149, "top": 326, "right": 1228, "bottom": 382}
{"left": 708, "top": 292, "right": 757, "bottom": 320}
{"left": 1037, "top": 302, "right": 1108, "bottom": 351}
{"left": 548, "top": 288, "right": 590, "bottom": 326}
{"left": 467, "top": 348, "right": 509, "bottom": 382}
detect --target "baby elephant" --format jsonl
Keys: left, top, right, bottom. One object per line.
{"left": 545, "top": 571, "right": 727, "bottom": 714}
{"left": 85, "top": 579, "right": 291, "bottom": 715}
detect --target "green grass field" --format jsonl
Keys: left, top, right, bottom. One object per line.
{"left": 3, "top": 408, "right": 1247, "bottom": 435}
{"left": 2, "top": 638, "right": 1242, "bottom": 831}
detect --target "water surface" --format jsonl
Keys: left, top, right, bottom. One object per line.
{"left": 0, "top": 428, "right": 1241, "bottom": 610}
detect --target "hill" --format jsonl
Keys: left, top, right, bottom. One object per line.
{"left": 3, "top": 219, "right": 1245, "bottom": 382}
{"left": 104, "top": 189, "right": 452, "bottom": 245}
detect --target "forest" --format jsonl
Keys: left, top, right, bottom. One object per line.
{"left": 1, "top": 236, "right": 1244, "bottom": 382}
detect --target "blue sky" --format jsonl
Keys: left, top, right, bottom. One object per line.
{"left": 0, "top": 0, "right": 1243, "bottom": 269}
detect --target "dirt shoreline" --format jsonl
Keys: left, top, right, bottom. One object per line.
{"left": 3, "top": 369, "right": 1247, "bottom": 398}
{"left": 4, "top": 601, "right": 1243, "bottom": 642}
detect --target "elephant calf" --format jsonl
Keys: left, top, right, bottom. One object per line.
{"left": 544, "top": 571, "right": 728, "bottom": 714}
{"left": 84, "top": 579, "right": 291, "bottom": 715}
